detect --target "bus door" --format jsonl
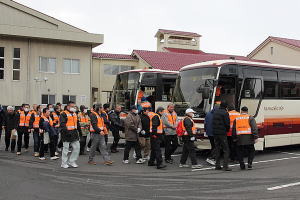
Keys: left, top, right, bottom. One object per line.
{"left": 215, "top": 77, "right": 237, "bottom": 108}
{"left": 238, "top": 77, "right": 263, "bottom": 118}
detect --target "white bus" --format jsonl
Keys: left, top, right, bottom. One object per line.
{"left": 110, "top": 69, "right": 178, "bottom": 112}
{"left": 173, "top": 59, "right": 300, "bottom": 150}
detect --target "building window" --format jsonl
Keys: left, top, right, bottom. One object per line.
{"left": 41, "top": 94, "right": 55, "bottom": 104}
{"left": 39, "top": 57, "right": 56, "bottom": 73}
{"left": 0, "top": 47, "right": 4, "bottom": 80}
{"left": 103, "top": 65, "right": 134, "bottom": 75}
{"left": 63, "top": 59, "right": 80, "bottom": 74}
{"left": 270, "top": 47, "right": 274, "bottom": 55}
{"left": 62, "top": 95, "right": 76, "bottom": 104}
{"left": 13, "top": 48, "right": 20, "bottom": 80}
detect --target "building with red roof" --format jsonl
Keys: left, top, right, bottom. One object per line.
{"left": 248, "top": 36, "right": 300, "bottom": 66}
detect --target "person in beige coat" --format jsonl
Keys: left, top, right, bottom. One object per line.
{"left": 123, "top": 105, "right": 145, "bottom": 164}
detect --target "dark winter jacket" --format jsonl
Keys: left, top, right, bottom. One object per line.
{"left": 140, "top": 113, "right": 150, "bottom": 137}
{"left": 39, "top": 117, "right": 56, "bottom": 137}
{"left": 59, "top": 111, "right": 80, "bottom": 142}
{"left": 151, "top": 114, "right": 161, "bottom": 136}
{"left": 3, "top": 111, "right": 17, "bottom": 130}
{"left": 182, "top": 116, "right": 194, "bottom": 141}
{"left": 232, "top": 115, "right": 258, "bottom": 146}
{"left": 0, "top": 110, "right": 4, "bottom": 127}
{"left": 109, "top": 110, "right": 124, "bottom": 134}
{"left": 204, "top": 109, "right": 216, "bottom": 137}
{"left": 212, "top": 107, "right": 230, "bottom": 136}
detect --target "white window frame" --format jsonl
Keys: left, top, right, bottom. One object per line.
{"left": 62, "top": 95, "right": 76, "bottom": 104}
{"left": 12, "top": 48, "right": 21, "bottom": 81}
{"left": 63, "top": 58, "right": 80, "bottom": 74}
{"left": 41, "top": 94, "right": 56, "bottom": 105}
{"left": 0, "top": 47, "right": 4, "bottom": 80}
{"left": 39, "top": 57, "right": 56, "bottom": 73}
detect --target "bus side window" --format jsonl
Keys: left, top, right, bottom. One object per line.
{"left": 242, "top": 78, "right": 263, "bottom": 99}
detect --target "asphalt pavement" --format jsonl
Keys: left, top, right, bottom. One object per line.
{"left": 1, "top": 136, "right": 300, "bottom": 200}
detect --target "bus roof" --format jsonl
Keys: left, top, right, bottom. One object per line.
{"left": 180, "top": 59, "right": 300, "bottom": 72}
{"left": 118, "top": 69, "right": 179, "bottom": 75}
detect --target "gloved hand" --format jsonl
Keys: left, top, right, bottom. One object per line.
{"left": 190, "top": 136, "right": 195, "bottom": 141}
{"left": 137, "top": 128, "right": 141, "bottom": 133}
{"left": 141, "top": 130, "right": 146, "bottom": 135}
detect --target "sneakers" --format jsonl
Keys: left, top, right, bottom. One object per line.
{"left": 248, "top": 164, "right": 253, "bottom": 170}
{"left": 55, "top": 152, "right": 59, "bottom": 156}
{"left": 34, "top": 152, "right": 39, "bottom": 157}
{"left": 206, "top": 158, "right": 216, "bottom": 166}
{"left": 192, "top": 164, "right": 202, "bottom": 169}
{"left": 165, "top": 159, "right": 174, "bottom": 164}
{"left": 215, "top": 166, "right": 223, "bottom": 170}
{"left": 16, "top": 152, "right": 21, "bottom": 155}
{"left": 68, "top": 162, "right": 78, "bottom": 168}
{"left": 61, "top": 164, "right": 69, "bottom": 169}
{"left": 39, "top": 157, "right": 46, "bottom": 160}
{"left": 123, "top": 160, "right": 129, "bottom": 164}
{"left": 86, "top": 147, "right": 90, "bottom": 152}
{"left": 136, "top": 158, "right": 146, "bottom": 164}
{"left": 179, "top": 163, "right": 190, "bottom": 168}
{"left": 88, "top": 161, "right": 97, "bottom": 165}
{"left": 50, "top": 156, "right": 60, "bottom": 160}
{"left": 143, "top": 156, "right": 150, "bottom": 161}
{"left": 157, "top": 164, "right": 167, "bottom": 169}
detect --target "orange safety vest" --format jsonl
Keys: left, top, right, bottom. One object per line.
{"left": 235, "top": 114, "right": 252, "bottom": 135}
{"left": 52, "top": 112, "right": 60, "bottom": 125}
{"left": 32, "top": 110, "right": 41, "bottom": 129}
{"left": 41, "top": 115, "right": 53, "bottom": 127}
{"left": 227, "top": 110, "right": 240, "bottom": 136}
{"left": 163, "top": 110, "right": 177, "bottom": 128}
{"left": 137, "top": 90, "right": 144, "bottom": 101}
{"left": 19, "top": 111, "right": 32, "bottom": 127}
{"left": 63, "top": 110, "right": 78, "bottom": 131}
{"left": 90, "top": 111, "right": 107, "bottom": 134}
{"left": 141, "top": 101, "right": 151, "bottom": 108}
{"left": 148, "top": 112, "right": 163, "bottom": 134}
{"left": 182, "top": 117, "right": 196, "bottom": 135}
{"left": 78, "top": 112, "right": 89, "bottom": 129}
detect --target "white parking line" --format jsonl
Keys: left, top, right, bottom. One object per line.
{"left": 267, "top": 182, "right": 300, "bottom": 191}
{"left": 192, "top": 155, "right": 300, "bottom": 172}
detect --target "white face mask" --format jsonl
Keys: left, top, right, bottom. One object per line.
{"left": 133, "top": 110, "right": 138, "bottom": 114}
{"left": 49, "top": 108, "right": 54, "bottom": 112}
{"left": 24, "top": 108, "right": 29, "bottom": 112}
{"left": 83, "top": 109, "right": 88, "bottom": 113}
{"left": 70, "top": 107, "right": 76, "bottom": 112}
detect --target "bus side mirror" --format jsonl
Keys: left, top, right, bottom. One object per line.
{"left": 197, "top": 86, "right": 210, "bottom": 99}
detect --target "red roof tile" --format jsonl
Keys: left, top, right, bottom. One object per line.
{"left": 270, "top": 36, "right": 300, "bottom": 49}
{"left": 133, "top": 50, "right": 267, "bottom": 71}
{"left": 93, "top": 53, "right": 136, "bottom": 60}
{"left": 156, "top": 29, "right": 201, "bottom": 37}
{"left": 164, "top": 47, "right": 205, "bottom": 54}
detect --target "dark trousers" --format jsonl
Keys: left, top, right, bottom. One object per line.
{"left": 39, "top": 134, "right": 56, "bottom": 158}
{"left": 104, "top": 134, "right": 108, "bottom": 145}
{"left": 87, "top": 138, "right": 92, "bottom": 148}
{"left": 214, "top": 135, "right": 230, "bottom": 168}
{"left": 80, "top": 135, "right": 87, "bottom": 154}
{"left": 110, "top": 130, "right": 120, "bottom": 150}
{"left": 123, "top": 141, "right": 142, "bottom": 161}
{"left": 208, "top": 136, "right": 216, "bottom": 159}
{"left": 33, "top": 129, "right": 40, "bottom": 153}
{"left": 17, "top": 127, "right": 29, "bottom": 152}
{"left": 5, "top": 128, "right": 16, "bottom": 151}
{"left": 236, "top": 144, "right": 255, "bottom": 166}
{"left": 227, "top": 136, "right": 237, "bottom": 161}
{"left": 149, "top": 137, "right": 163, "bottom": 166}
{"left": 180, "top": 140, "right": 197, "bottom": 165}
{"left": 164, "top": 135, "right": 178, "bottom": 160}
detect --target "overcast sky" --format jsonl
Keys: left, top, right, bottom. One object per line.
{"left": 15, "top": 0, "right": 300, "bottom": 56}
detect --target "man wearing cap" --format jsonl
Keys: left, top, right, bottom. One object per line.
{"left": 212, "top": 101, "right": 231, "bottom": 171}
{"left": 232, "top": 106, "right": 258, "bottom": 170}
{"left": 179, "top": 108, "right": 202, "bottom": 169}
{"left": 123, "top": 105, "right": 145, "bottom": 164}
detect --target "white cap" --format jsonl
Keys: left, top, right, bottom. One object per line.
{"left": 185, "top": 108, "right": 196, "bottom": 114}
{"left": 7, "top": 106, "right": 14, "bottom": 111}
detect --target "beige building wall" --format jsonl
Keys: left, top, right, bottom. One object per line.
{"left": 0, "top": 37, "right": 92, "bottom": 107}
{"left": 250, "top": 41, "right": 300, "bottom": 66}
{"left": 92, "top": 58, "right": 138, "bottom": 104}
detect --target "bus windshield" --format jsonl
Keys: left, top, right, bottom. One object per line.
{"left": 173, "top": 67, "right": 218, "bottom": 117}
{"left": 112, "top": 72, "right": 140, "bottom": 110}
